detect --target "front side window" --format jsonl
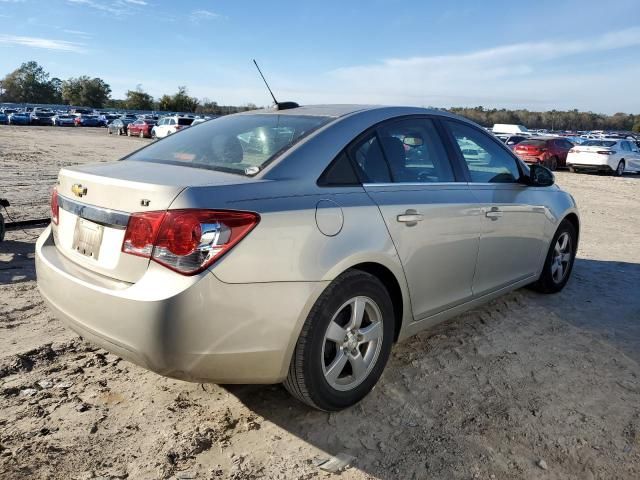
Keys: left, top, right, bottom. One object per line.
{"left": 447, "top": 121, "right": 521, "bottom": 183}
{"left": 126, "top": 113, "right": 331, "bottom": 175}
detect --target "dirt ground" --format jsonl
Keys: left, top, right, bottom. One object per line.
{"left": 1, "top": 125, "right": 639, "bottom": 480}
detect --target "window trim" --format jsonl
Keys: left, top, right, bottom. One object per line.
{"left": 441, "top": 118, "right": 528, "bottom": 184}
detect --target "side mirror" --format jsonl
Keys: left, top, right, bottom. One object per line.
{"left": 526, "top": 164, "right": 555, "bottom": 187}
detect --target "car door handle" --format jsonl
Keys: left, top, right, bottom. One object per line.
{"left": 485, "top": 207, "right": 503, "bottom": 220}
{"left": 397, "top": 210, "right": 423, "bottom": 225}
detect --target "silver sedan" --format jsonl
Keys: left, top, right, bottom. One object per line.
{"left": 36, "top": 105, "right": 579, "bottom": 410}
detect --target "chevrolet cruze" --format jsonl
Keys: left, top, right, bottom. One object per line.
{"left": 36, "top": 105, "right": 579, "bottom": 411}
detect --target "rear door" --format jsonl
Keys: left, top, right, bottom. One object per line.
{"left": 444, "top": 120, "right": 548, "bottom": 296}
{"left": 354, "top": 116, "right": 482, "bottom": 320}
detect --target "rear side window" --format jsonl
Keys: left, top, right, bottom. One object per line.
{"left": 318, "top": 152, "right": 360, "bottom": 186}
{"left": 447, "top": 121, "right": 521, "bottom": 183}
{"left": 350, "top": 136, "right": 391, "bottom": 183}
{"left": 376, "top": 118, "right": 454, "bottom": 183}
{"left": 621, "top": 141, "right": 631, "bottom": 152}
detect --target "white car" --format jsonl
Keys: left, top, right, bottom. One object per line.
{"left": 151, "top": 116, "right": 194, "bottom": 139}
{"left": 567, "top": 138, "right": 640, "bottom": 176}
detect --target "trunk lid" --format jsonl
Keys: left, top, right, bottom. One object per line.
{"left": 53, "top": 160, "right": 253, "bottom": 283}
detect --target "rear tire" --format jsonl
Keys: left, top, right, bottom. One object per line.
{"left": 0, "top": 212, "right": 5, "bottom": 243}
{"left": 284, "top": 270, "right": 395, "bottom": 411}
{"left": 614, "top": 160, "right": 625, "bottom": 177}
{"left": 547, "top": 156, "right": 558, "bottom": 171}
{"left": 139, "top": 130, "right": 144, "bottom": 138}
{"left": 530, "top": 220, "right": 577, "bottom": 294}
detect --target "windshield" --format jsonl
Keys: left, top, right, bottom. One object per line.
{"left": 583, "top": 140, "right": 616, "bottom": 147}
{"left": 126, "top": 113, "right": 332, "bottom": 175}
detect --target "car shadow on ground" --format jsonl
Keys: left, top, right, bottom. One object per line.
{"left": 224, "top": 257, "right": 640, "bottom": 477}
{"left": 0, "top": 238, "right": 36, "bottom": 284}
{"left": 524, "top": 258, "right": 640, "bottom": 362}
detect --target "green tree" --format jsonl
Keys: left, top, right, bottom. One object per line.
{"left": 61, "top": 76, "right": 111, "bottom": 107}
{"left": 125, "top": 85, "right": 154, "bottom": 110}
{"left": 156, "top": 86, "right": 199, "bottom": 112}
{"left": 632, "top": 122, "right": 640, "bottom": 133}
{"left": 0, "top": 61, "right": 60, "bottom": 103}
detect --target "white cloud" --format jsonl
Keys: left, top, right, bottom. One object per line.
{"left": 0, "top": 34, "right": 86, "bottom": 52}
{"left": 189, "top": 9, "right": 220, "bottom": 23}
{"left": 311, "top": 27, "right": 640, "bottom": 112}
{"left": 62, "top": 28, "right": 92, "bottom": 37}
{"left": 66, "top": 0, "right": 141, "bottom": 16}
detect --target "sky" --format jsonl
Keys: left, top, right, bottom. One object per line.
{"left": 0, "top": 0, "right": 639, "bottom": 113}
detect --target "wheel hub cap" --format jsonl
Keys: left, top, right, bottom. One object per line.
{"left": 321, "top": 296, "right": 384, "bottom": 391}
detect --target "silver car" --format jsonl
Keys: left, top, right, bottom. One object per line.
{"left": 36, "top": 105, "right": 579, "bottom": 411}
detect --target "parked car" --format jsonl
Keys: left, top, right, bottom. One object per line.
{"left": 75, "top": 115, "right": 103, "bottom": 127}
{"left": 30, "top": 111, "right": 56, "bottom": 126}
{"left": 500, "top": 135, "right": 528, "bottom": 150}
{"left": 566, "top": 138, "right": 640, "bottom": 176}
{"left": 107, "top": 118, "right": 135, "bottom": 135}
{"left": 53, "top": 114, "right": 77, "bottom": 127}
{"left": 8, "top": 112, "right": 31, "bottom": 125}
{"left": 36, "top": 105, "right": 580, "bottom": 411}
{"left": 513, "top": 137, "right": 573, "bottom": 171}
{"left": 0, "top": 112, "right": 7, "bottom": 125}
{"left": 127, "top": 119, "right": 157, "bottom": 138}
{"left": 151, "top": 116, "right": 194, "bottom": 138}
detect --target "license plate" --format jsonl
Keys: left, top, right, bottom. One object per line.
{"left": 72, "top": 218, "right": 104, "bottom": 260}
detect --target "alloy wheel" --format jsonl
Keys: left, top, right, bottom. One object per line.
{"left": 551, "top": 232, "right": 572, "bottom": 283}
{"left": 322, "top": 296, "right": 384, "bottom": 391}
{"left": 616, "top": 161, "right": 625, "bottom": 176}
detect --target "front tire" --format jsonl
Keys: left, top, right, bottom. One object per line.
{"left": 531, "top": 220, "right": 577, "bottom": 294}
{"left": 284, "top": 270, "right": 395, "bottom": 411}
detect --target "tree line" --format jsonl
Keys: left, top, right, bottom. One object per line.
{"left": 447, "top": 106, "right": 640, "bottom": 133}
{"left": 1, "top": 61, "right": 639, "bottom": 130}
{"left": 0, "top": 61, "right": 257, "bottom": 115}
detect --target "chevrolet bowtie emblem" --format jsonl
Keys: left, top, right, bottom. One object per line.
{"left": 71, "top": 184, "right": 87, "bottom": 197}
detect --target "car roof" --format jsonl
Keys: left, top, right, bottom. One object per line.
{"left": 239, "top": 104, "right": 449, "bottom": 119}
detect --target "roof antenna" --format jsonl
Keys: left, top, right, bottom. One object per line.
{"left": 252, "top": 59, "right": 299, "bottom": 110}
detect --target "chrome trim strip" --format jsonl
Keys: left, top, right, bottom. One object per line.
{"left": 58, "top": 195, "right": 130, "bottom": 229}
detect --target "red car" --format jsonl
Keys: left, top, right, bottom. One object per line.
{"left": 126, "top": 119, "right": 156, "bottom": 138}
{"left": 513, "top": 137, "right": 574, "bottom": 171}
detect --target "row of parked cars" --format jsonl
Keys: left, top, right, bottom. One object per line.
{"left": 0, "top": 106, "right": 212, "bottom": 139}
{"left": 107, "top": 115, "right": 206, "bottom": 139}
{"left": 491, "top": 125, "right": 640, "bottom": 176}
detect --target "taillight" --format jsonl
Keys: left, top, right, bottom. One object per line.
{"left": 597, "top": 150, "right": 615, "bottom": 155}
{"left": 50, "top": 187, "right": 59, "bottom": 225}
{"left": 122, "top": 209, "right": 259, "bottom": 275}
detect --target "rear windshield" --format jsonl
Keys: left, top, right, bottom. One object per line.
{"left": 582, "top": 140, "right": 616, "bottom": 147}
{"left": 126, "top": 113, "right": 332, "bottom": 175}
{"left": 518, "top": 139, "right": 547, "bottom": 147}
{"left": 177, "top": 118, "right": 194, "bottom": 126}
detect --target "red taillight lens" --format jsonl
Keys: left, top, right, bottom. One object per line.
{"left": 122, "top": 209, "right": 259, "bottom": 275}
{"left": 50, "top": 187, "right": 59, "bottom": 225}
{"left": 122, "top": 211, "right": 165, "bottom": 257}
{"left": 597, "top": 150, "right": 615, "bottom": 155}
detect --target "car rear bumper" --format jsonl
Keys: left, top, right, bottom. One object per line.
{"left": 36, "top": 226, "right": 326, "bottom": 384}
{"left": 567, "top": 163, "right": 614, "bottom": 172}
